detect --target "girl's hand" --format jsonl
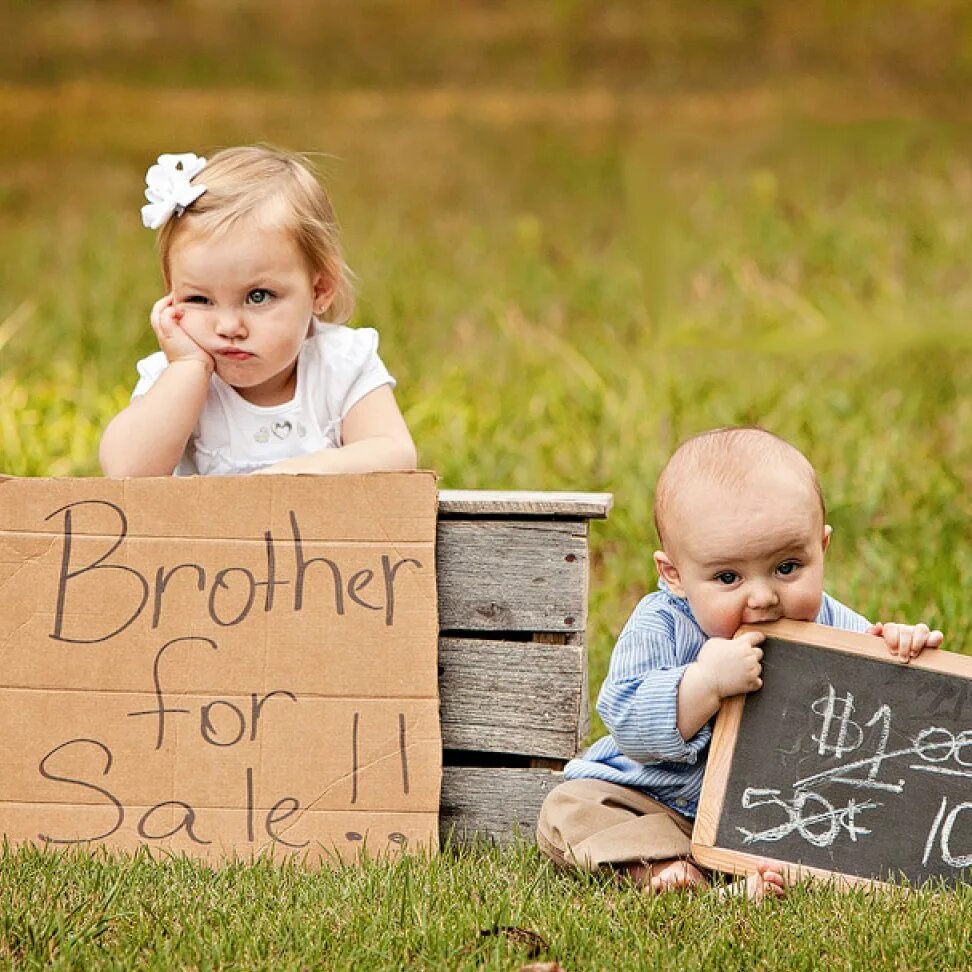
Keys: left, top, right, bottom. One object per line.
{"left": 869, "top": 621, "right": 944, "bottom": 664}
{"left": 150, "top": 294, "right": 214, "bottom": 373}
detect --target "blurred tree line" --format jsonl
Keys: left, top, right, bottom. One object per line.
{"left": 2, "top": 0, "right": 971, "bottom": 93}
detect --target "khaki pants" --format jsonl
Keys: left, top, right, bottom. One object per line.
{"left": 537, "top": 778, "right": 694, "bottom": 872}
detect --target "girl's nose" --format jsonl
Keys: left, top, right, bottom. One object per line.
{"left": 215, "top": 308, "right": 247, "bottom": 339}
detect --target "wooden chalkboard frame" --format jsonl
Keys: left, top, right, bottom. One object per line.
{"left": 692, "top": 619, "right": 972, "bottom": 888}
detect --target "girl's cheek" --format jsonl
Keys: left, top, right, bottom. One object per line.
{"left": 179, "top": 308, "right": 211, "bottom": 339}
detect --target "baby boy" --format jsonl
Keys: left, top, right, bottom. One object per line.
{"left": 537, "top": 426, "right": 943, "bottom": 899}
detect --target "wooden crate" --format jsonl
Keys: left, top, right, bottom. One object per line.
{"left": 435, "top": 489, "right": 612, "bottom": 844}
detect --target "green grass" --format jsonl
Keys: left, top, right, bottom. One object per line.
{"left": 2, "top": 1, "right": 972, "bottom": 968}
{"left": 4, "top": 842, "right": 972, "bottom": 971}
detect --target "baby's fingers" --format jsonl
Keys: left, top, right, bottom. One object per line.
{"left": 912, "top": 623, "right": 944, "bottom": 656}
{"left": 881, "top": 622, "right": 943, "bottom": 664}
{"left": 879, "top": 622, "right": 908, "bottom": 663}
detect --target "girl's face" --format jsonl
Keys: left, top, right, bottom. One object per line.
{"left": 168, "top": 222, "right": 332, "bottom": 406}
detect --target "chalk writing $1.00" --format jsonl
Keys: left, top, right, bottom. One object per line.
{"left": 736, "top": 685, "right": 972, "bottom": 871}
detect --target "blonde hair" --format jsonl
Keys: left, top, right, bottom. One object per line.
{"left": 653, "top": 427, "right": 825, "bottom": 548}
{"left": 156, "top": 146, "right": 355, "bottom": 323}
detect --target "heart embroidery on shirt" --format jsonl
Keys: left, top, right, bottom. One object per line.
{"left": 272, "top": 421, "right": 293, "bottom": 439}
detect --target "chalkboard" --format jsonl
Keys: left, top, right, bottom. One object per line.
{"left": 693, "top": 620, "right": 972, "bottom": 887}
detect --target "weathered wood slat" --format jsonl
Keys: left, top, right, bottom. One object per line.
{"left": 432, "top": 490, "right": 610, "bottom": 843}
{"left": 438, "top": 637, "right": 584, "bottom": 758}
{"left": 438, "top": 490, "right": 613, "bottom": 519}
{"left": 578, "top": 652, "right": 591, "bottom": 744}
{"left": 439, "top": 766, "right": 562, "bottom": 845}
{"left": 436, "top": 520, "right": 588, "bottom": 632}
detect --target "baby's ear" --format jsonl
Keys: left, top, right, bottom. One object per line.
{"left": 822, "top": 524, "right": 833, "bottom": 553}
{"left": 653, "top": 550, "right": 686, "bottom": 597}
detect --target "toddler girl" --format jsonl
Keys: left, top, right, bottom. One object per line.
{"left": 100, "top": 146, "right": 416, "bottom": 477}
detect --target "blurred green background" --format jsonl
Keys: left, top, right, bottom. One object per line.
{"left": 2, "top": 1, "right": 971, "bottom": 708}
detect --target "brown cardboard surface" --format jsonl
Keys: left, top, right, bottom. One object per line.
{"left": 0, "top": 472, "right": 441, "bottom": 864}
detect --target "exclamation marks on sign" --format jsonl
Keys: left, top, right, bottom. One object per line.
{"left": 399, "top": 712, "right": 410, "bottom": 796}
{"left": 349, "top": 711, "right": 412, "bottom": 805}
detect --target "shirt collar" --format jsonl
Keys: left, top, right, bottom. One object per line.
{"left": 657, "top": 577, "right": 696, "bottom": 622}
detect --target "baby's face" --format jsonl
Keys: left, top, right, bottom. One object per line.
{"left": 655, "top": 468, "right": 830, "bottom": 639}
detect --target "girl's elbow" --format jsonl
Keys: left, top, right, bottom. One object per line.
{"left": 99, "top": 436, "right": 127, "bottom": 478}
{"left": 397, "top": 436, "right": 418, "bottom": 471}
{"left": 99, "top": 452, "right": 147, "bottom": 478}
{"left": 99, "top": 417, "right": 137, "bottom": 477}
{"left": 377, "top": 432, "right": 417, "bottom": 471}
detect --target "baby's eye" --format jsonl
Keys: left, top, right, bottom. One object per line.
{"left": 714, "top": 571, "right": 738, "bottom": 586}
{"left": 776, "top": 561, "right": 800, "bottom": 577}
{"left": 247, "top": 288, "right": 274, "bottom": 305}
{"left": 182, "top": 295, "right": 211, "bottom": 305}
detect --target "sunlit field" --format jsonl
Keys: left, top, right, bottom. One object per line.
{"left": 2, "top": 2, "right": 972, "bottom": 968}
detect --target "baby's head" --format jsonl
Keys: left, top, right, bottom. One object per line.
{"left": 652, "top": 427, "right": 832, "bottom": 639}
{"left": 156, "top": 145, "right": 354, "bottom": 323}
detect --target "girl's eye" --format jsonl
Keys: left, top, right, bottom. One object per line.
{"left": 715, "top": 571, "right": 738, "bottom": 585}
{"left": 183, "top": 295, "right": 210, "bottom": 305}
{"left": 247, "top": 288, "right": 274, "bottom": 305}
{"left": 777, "top": 561, "right": 800, "bottom": 577}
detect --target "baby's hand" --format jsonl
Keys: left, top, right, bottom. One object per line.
{"left": 869, "top": 621, "right": 943, "bottom": 664}
{"left": 150, "top": 294, "right": 214, "bottom": 372}
{"left": 696, "top": 631, "right": 766, "bottom": 700}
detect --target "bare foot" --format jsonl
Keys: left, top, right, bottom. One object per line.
{"left": 626, "top": 858, "right": 709, "bottom": 894}
{"left": 721, "top": 859, "right": 787, "bottom": 902}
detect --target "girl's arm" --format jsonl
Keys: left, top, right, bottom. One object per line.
{"left": 100, "top": 295, "right": 214, "bottom": 478}
{"left": 258, "top": 385, "right": 417, "bottom": 475}
{"left": 100, "top": 359, "right": 212, "bottom": 477}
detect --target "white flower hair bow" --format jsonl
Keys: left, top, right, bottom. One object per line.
{"left": 141, "top": 152, "right": 208, "bottom": 230}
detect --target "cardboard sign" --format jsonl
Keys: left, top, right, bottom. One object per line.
{"left": 693, "top": 620, "right": 972, "bottom": 887}
{"left": 0, "top": 472, "right": 441, "bottom": 865}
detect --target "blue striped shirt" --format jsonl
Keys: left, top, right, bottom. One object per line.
{"left": 564, "top": 584, "right": 872, "bottom": 819}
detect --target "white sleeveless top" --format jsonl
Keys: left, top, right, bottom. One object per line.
{"left": 131, "top": 322, "right": 395, "bottom": 476}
